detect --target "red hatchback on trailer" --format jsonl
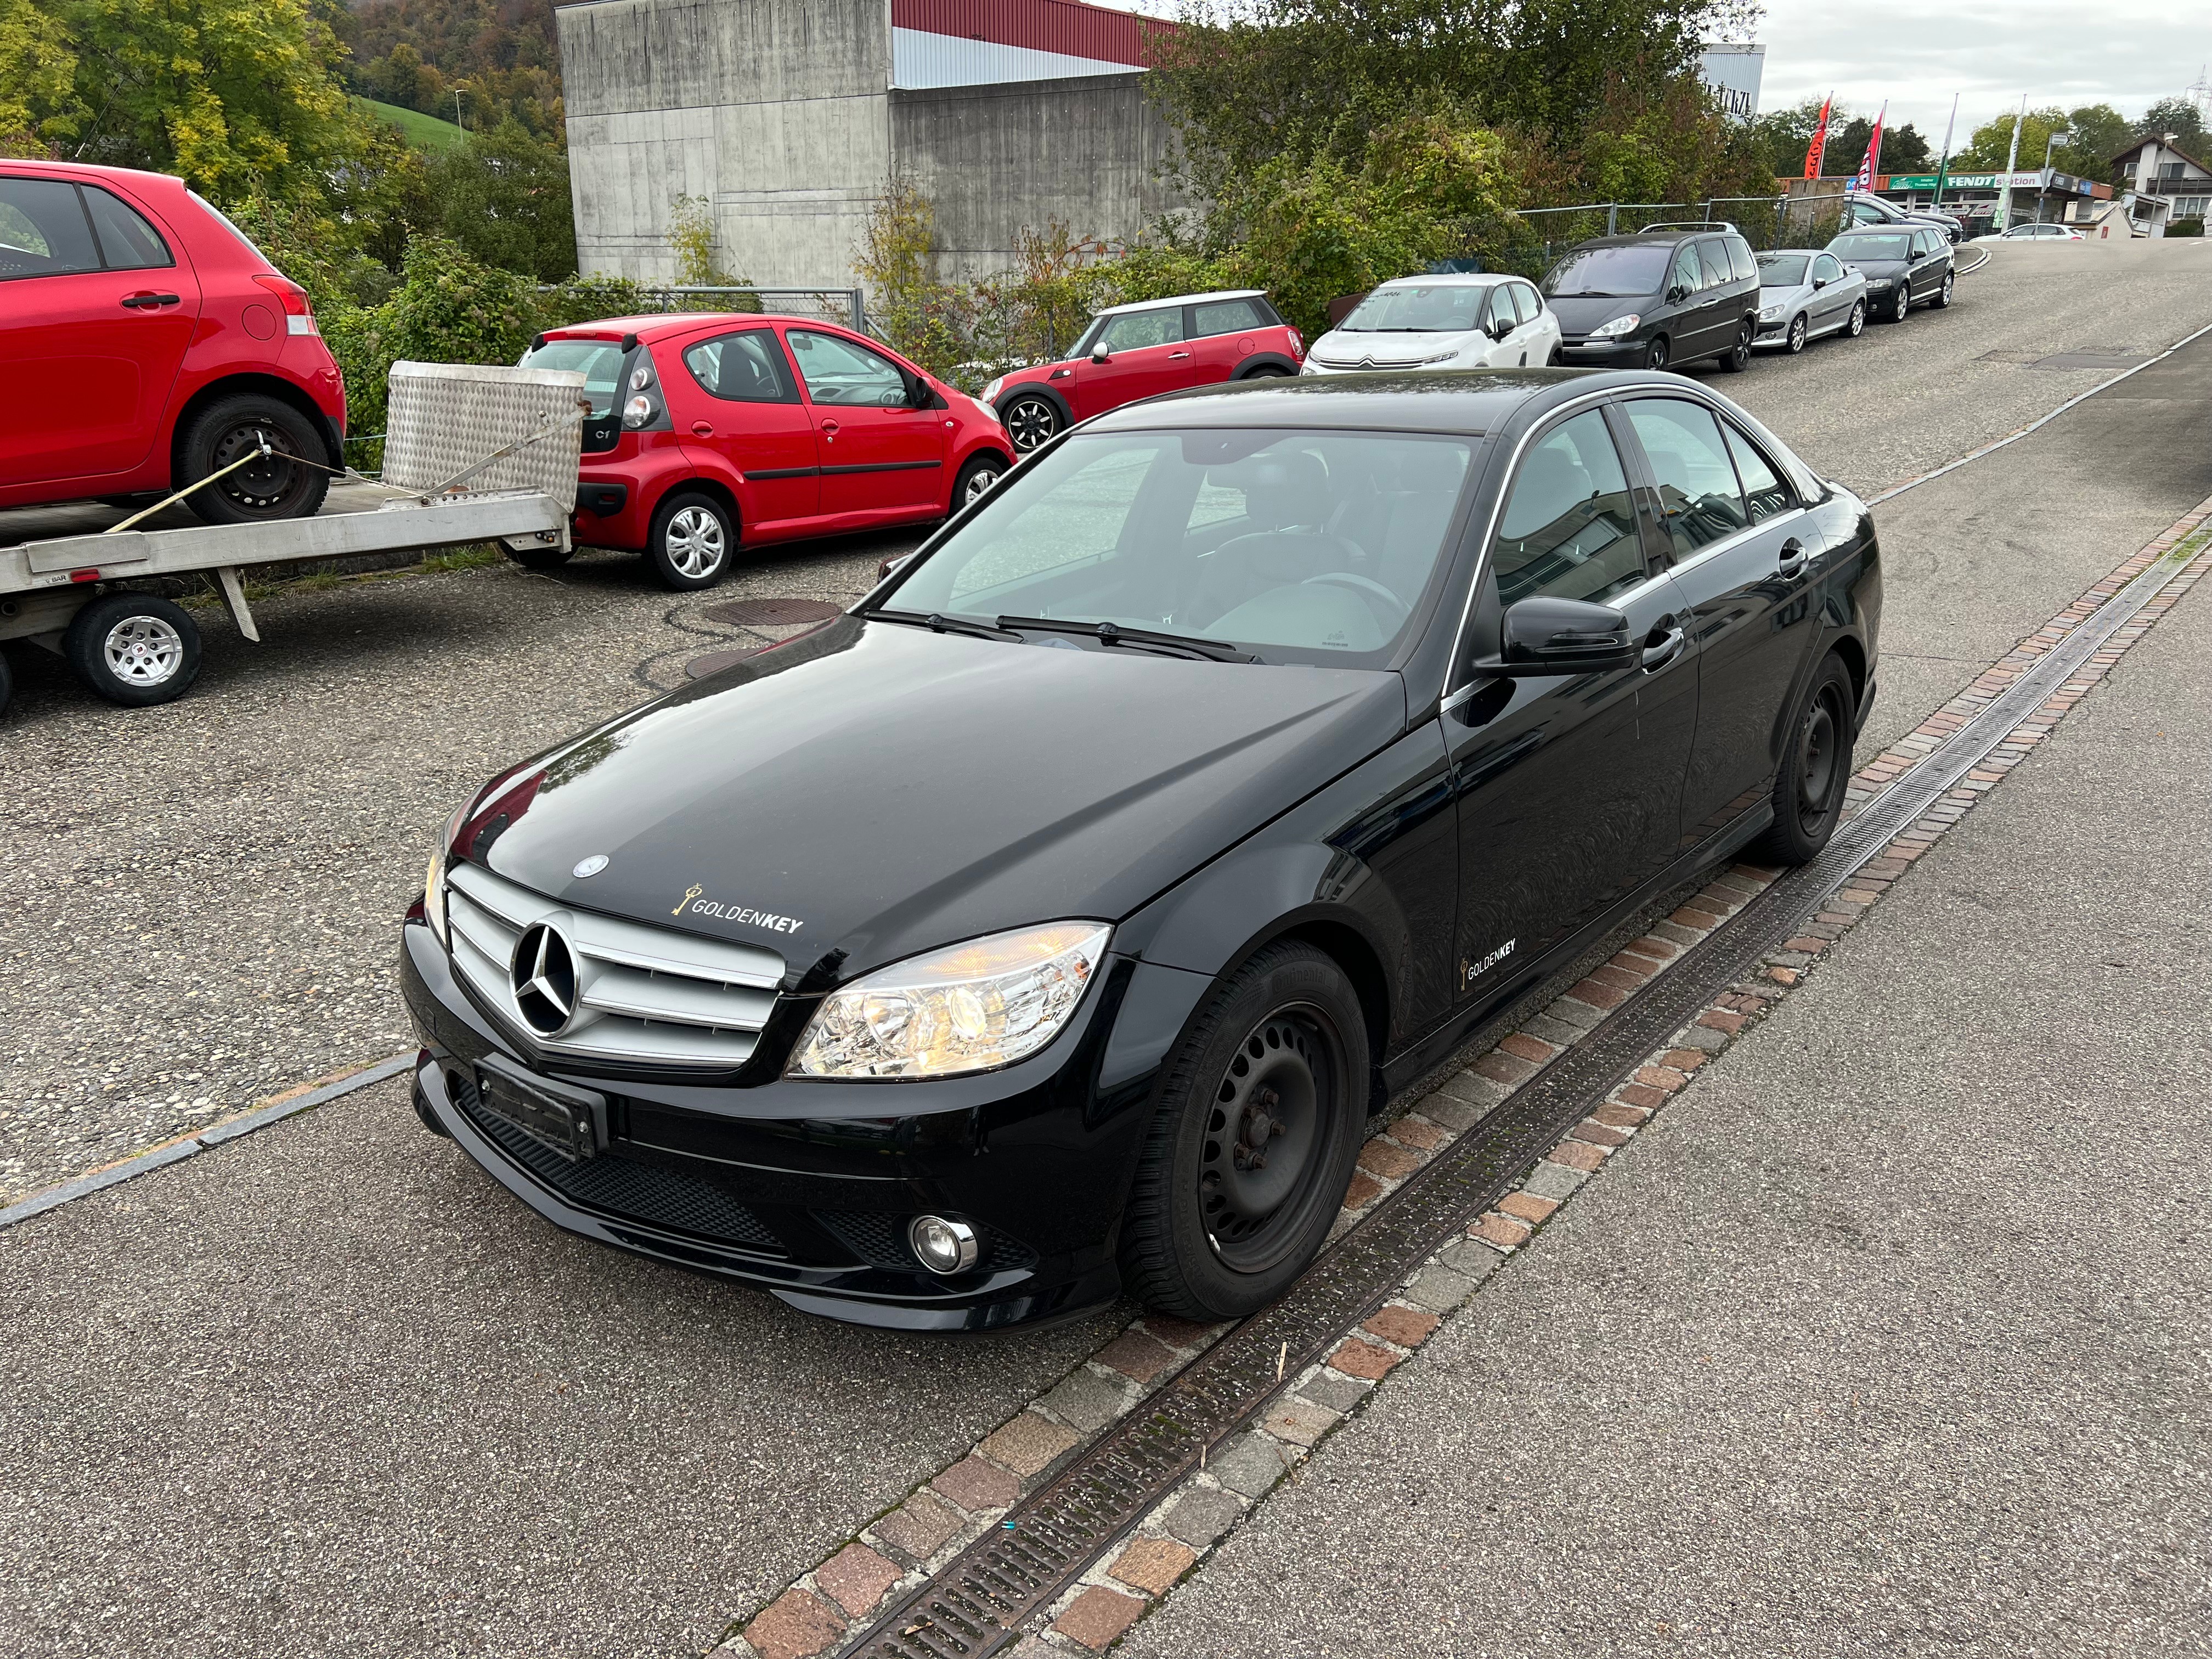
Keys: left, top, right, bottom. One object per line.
{"left": 979, "top": 289, "right": 1304, "bottom": 452}
{"left": 0, "top": 160, "right": 348, "bottom": 523}
{"left": 522, "top": 314, "right": 1014, "bottom": 589}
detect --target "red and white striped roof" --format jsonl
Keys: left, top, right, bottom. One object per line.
{"left": 891, "top": 0, "right": 1173, "bottom": 89}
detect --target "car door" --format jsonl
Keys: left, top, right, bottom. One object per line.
{"left": 1810, "top": 253, "right": 1849, "bottom": 328}
{"left": 1699, "top": 238, "right": 1745, "bottom": 356}
{"left": 1183, "top": 296, "right": 1272, "bottom": 385}
{"left": 784, "top": 326, "right": 945, "bottom": 519}
{"left": 1445, "top": 404, "right": 1700, "bottom": 990}
{"left": 1070, "top": 306, "right": 1192, "bottom": 419}
{"left": 1513, "top": 283, "right": 1557, "bottom": 364}
{"left": 1659, "top": 241, "right": 1713, "bottom": 359}
{"left": 668, "top": 326, "right": 820, "bottom": 531}
{"left": 1618, "top": 394, "right": 1819, "bottom": 839}
{"left": 0, "top": 173, "right": 203, "bottom": 486}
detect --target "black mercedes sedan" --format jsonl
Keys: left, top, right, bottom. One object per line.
{"left": 399, "top": 370, "right": 1881, "bottom": 1331}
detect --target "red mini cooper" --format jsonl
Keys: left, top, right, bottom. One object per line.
{"left": 980, "top": 290, "right": 1304, "bottom": 452}
{"left": 522, "top": 315, "right": 1014, "bottom": 589}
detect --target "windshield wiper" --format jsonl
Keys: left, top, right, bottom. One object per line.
{"left": 995, "top": 616, "right": 1260, "bottom": 663}
{"left": 869, "top": 607, "right": 1018, "bottom": 642}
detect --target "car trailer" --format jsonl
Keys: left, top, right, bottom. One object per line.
{"left": 0, "top": 362, "right": 587, "bottom": 720}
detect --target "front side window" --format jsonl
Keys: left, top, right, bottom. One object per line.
{"left": 1097, "top": 307, "right": 1184, "bottom": 352}
{"left": 883, "top": 428, "right": 1475, "bottom": 666}
{"left": 1669, "top": 244, "right": 1703, "bottom": 295}
{"left": 1626, "top": 398, "right": 1749, "bottom": 558}
{"left": 81, "top": 187, "right": 173, "bottom": 271}
{"left": 1492, "top": 409, "right": 1645, "bottom": 607}
{"left": 1192, "top": 297, "right": 1268, "bottom": 336}
{"left": 683, "top": 330, "right": 798, "bottom": 403}
{"left": 0, "top": 177, "right": 101, "bottom": 279}
{"left": 1812, "top": 253, "right": 1844, "bottom": 283}
{"left": 787, "top": 329, "right": 912, "bottom": 406}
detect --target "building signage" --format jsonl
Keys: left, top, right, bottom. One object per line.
{"left": 1887, "top": 171, "right": 2078, "bottom": 191}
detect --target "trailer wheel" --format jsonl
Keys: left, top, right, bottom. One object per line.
{"left": 506, "top": 544, "right": 575, "bottom": 572}
{"left": 64, "top": 594, "right": 202, "bottom": 707}
{"left": 0, "top": 648, "right": 12, "bottom": 720}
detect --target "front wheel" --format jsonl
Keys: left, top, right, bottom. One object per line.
{"left": 63, "top": 593, "right": 202, "bottom": 707}
{"left": 1717, "top": 321, "right": 1752, "bottom": 373}
{"left": 1785, "top": 314, "right": 1808, "bottom": 354}
{"left": 1000, "top": 393, "right": 1061, "bottom": 454}
{"left": 1119, "top": 942, "right": 1369, "bottom": 1320}
{"left": 951, "top": 453, "right": 1005, "bottom": 512}
{"left": 506, "top": 543, "right": 574, "bottom": 572}
{"left": 1884, "top": 286, "right": 1909, "bottom": 323}
{"left": 1644, "top": 336, "right": 1670, "bottom": 371}
{"left": 647, "top": 490, "right": 736, "bottom": 590}
{"left": 1752, "top": 654, "right": 1856, "bottom": 865}
{"left": 1932, "top": 270, "right": 1955, "bottom": 308}
{"left": 1547, "top": 344, "right": 1564, "bottom": 366}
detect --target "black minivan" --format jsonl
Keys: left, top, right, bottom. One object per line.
{"left": 1546, "top": 226, "right": 1762, "bottom": 374}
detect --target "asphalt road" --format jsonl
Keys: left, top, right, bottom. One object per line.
{"left": 1120, "top": 438, "right": 2212, "bottom": 1659}
{"left": 1, "top": 239, "right": 2209, "bottom": 1657}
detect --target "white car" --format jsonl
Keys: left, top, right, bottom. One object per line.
{"left": 1974, "top": 222, "right": 2085, "bottom": 242}
{"left": 1303, "top": 274, "right": 1563, "bottom": 375}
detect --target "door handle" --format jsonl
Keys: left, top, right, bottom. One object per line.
{"left": 1641, "top": 625, "right": 1686, "bottom": 672}
{"left": 691, "top": 421, "right": 714, "bottom": 436}
{"left": 1169, "top": 351, "right": 1192, "bottom": 359}
{"left": 820, "top": 420, "right": 838, "bottom": 443}
{"left": 1778, "top": 537, "right": 1808, "bottom": 578}
{"left": 121, "top": 293, "right": 180, "bottom": 309}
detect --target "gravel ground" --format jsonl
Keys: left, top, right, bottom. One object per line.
{"left": 1121, "top": 399, "right": 2212, "bottom": 1659}
{"left": 4, "top": 240, "right": 2210, "bottom": 1203}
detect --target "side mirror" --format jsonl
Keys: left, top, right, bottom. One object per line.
{"left": 1812, "top": 274, "right": 1829, "bottom": 289}
{"left": 1908, "top": 248, "right": 1925, "bottom": 262}
{"left": 1476, "top": 596, "right": 1637, "bottom": 678}
{"left": 1091, "top": 347, "right": 1110, "bottom": 365}
{"left": 1487, "top": 318, "right": 1513, "bottom": 341}
{"left": 1666, "top": 284, "right": 1688, "bottom": 303}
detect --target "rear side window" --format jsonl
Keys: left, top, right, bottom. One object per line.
{"left": 1625, "top": 398, "right": 1749, "bottom": 558}
{"left": 1512, "top": 284, "right": 1542, "bottom": 325}
{"left": 1097, "top": 307, "right": 1184, "bottom": 351}
{"left": 1191, "top": 297, "right": 1268, "bottom": 336}
{"left": 684, "top": 330, "right": 799, "bottom": 403}
{"left": 1494, "top": 409, "right": 1646, "bottom": 607}
{"left": 0, "top": 177, "right": 101, "bottom": 279}
{"left": 1725, "top": 239, "right": 1756, "bottom": 282}
{"left": 82, "top": 187, "right": 173, "bottom": 271}
{"left": 1696, "top": 240, "right": 1733, "bottom": 289}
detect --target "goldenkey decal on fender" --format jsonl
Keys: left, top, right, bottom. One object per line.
{"left": 675, "top": 884, "right": 805, "bottom": 934}
{"left": 1461, "top": 938, "right": 1516, "bottom": 987}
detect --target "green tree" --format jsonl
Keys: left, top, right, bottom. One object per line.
{"left": 2136, "top": 95, "right": 2205, "bottom": 152}
{"left": 1962, "top": 103, "right": 2144, "bottom": 181}
{"left": 0, "top": 0, "right": 77, "bottom": 155}
{"left": 2056, "top": 103, "right": 2131, "bottom": 177}
{"left": 422, "top": 117, "right": 575, "bottom": 280}
{"left": 1750, "top": 97, "right": 1848, "bottom": 179}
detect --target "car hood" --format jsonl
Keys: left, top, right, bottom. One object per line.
{"left": 1310, "top": 328, "right": 1480, "bottom": 365}
{"left": 1545, "top": 295, "right": 1648, "bottom": 335}
{"left": 465, "top": 616, "right": 1408, "bottom": 983}
{"left": 1842, "top": 256, "right": 1909, "bottom": 276}
{"left": 1758, "top": 282, "right": 1812, "bottom": 305}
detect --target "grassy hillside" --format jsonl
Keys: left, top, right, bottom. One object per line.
{"left": 358, "top": 97, "right": 467, "bottom": 151}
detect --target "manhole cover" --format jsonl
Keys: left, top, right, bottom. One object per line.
{"left": 1977, "top": 349, "right": 2042, "bottom": 364}
{"left": 701, "top": 596, "right": 844, "bottom": 627}
{"left": 2025, "top": 352, "right": 2146, "bottom": 373}
{"left": 685, "top": 647, "right": 758, "bottom": 680}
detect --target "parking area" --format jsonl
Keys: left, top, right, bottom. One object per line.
{"left": 4, "top": 238, "right": 2211, "bottom": 1657}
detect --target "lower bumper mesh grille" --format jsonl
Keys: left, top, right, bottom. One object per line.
{"left": 816, "top": 1209, "right": 1035, "bottom": 1273}
{"left": 457, "top": 1079, "right": 784, "bottom": 1255}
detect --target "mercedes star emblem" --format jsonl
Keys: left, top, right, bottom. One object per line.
{"left": 511, "top": 922, "right": 579, "bottom": 1036}
{"left": 572, "top": 854, "right": 609, "bottom": 878}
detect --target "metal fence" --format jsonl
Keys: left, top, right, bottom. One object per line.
{"left": 1482, "top": 194, "right": 1859, "bottom": 276}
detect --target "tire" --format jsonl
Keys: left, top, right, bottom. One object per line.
{"left": 1644, "top": 336, "right": 1670, "bottom": 371}
{"left": 62, "top": 592, "right": 201, "bottom": 707}
{"left": 178, "top": 394, "right": 331, "bottom": 526}
{"left": 1119, "top": 941, "right": 1370, "bottom": 1321}
{"left": 1242, "top": 365, "right": 1293, "bottom": 379}
{"left": 1717, "top": 321, "right": 1752, "bottom": 373}
{"left": 1932, "top": 270, "right": 1955, "bottom": 309}
{"left": 646, "top": 490, "right": 735, "bottom": 590}
{"left": 951, "top": 453, "right": 1006, "bottom": 513}
{"left": 1785, "top": 314, "right": 1809, "bottom": 354}
{"left": 1001, "top": 392, "right": 1062, "bottom": 454}
{"left": 506, "top": 544, "right": 575, "bottom": 571}
{"left": 1845, "top": 300, "right": 1866, "bottom": 338}
{"left": 1752, "top": 654, "right": 1855, "bottom": 866}
{"left": 1884, "top": 285, "right": 1909, "bottom": 323}
{"left": 0, "top": 647, "right": 12, "bottom": 720}
{"left": 1547, "top": 345, "right": 1564, "bottom": 366}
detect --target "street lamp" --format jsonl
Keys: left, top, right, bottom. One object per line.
{"left": 2038, "top": 127, "right": 2070, "bottom": 223}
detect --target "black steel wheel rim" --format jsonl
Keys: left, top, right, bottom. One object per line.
{"left": 1198, "top": 1003, "right": 1345, "bottom": 1273}
{"left": 208, "top": 422, "right": 305, "bottom": 512}
{"left": 1797, "top": 683, "right": 1845, "bottom": 831}
{"left": 1005, "top": 398, "right": 1056, "bottom": 452}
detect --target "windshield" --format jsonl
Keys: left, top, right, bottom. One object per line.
{"left": 1756, "top": 255, "right": 1808, "bottom": 285}
{"left": 520, "top": 337, "right": 629, "bottom": 416}
{"left": 1542, "top": 244, "right": 1671, "bottom": 298}
{"left": 878, "top": 429, "right": 1476, "bottom": 668}
{"left": 1338, "top": 284, "right": 1492, "bottom": 333}
{"left": 1831, "top": 233, "right": 1911, "bottom": 259}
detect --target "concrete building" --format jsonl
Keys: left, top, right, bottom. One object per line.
{"left": 555, "top": 0, "right": 1183, "bottom": 289}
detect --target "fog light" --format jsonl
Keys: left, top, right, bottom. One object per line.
{"left": 909, "top": 1214, "right": 979, "bottom": 1275}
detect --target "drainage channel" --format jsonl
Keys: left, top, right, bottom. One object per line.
{"left": 844, "top": 532, "right": 2204, "bottom": 1659}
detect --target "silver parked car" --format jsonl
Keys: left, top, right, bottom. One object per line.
{"left": 1752, "top": 249, "right": 1868, "bottom": 354}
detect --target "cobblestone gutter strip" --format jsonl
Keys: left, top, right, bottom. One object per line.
{"left": 714, "top": 495, "right": 2212, "bottom": 1659}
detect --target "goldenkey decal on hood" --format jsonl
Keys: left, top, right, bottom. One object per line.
{"left": 673, "top": 883, "right": 804, "bottom": 934}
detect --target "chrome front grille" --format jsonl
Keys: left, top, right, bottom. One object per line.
{"left": 444, "top": 861, "right": 784, "bottom": 1068}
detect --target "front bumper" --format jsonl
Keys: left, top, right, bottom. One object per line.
{"left": 399, "top": 917, "right": 1202, "bottom": 1329}
{"left": 1556, "top": 337, "right": 1645, "bottom": 365}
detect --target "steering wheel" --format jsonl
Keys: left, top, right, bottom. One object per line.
{"left": 1304, "top": 572, "right": 1410, "bottom": 631}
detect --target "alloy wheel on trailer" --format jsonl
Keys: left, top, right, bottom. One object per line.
{"left": 103, "top": 616, "right": 187, "bottom": 690}
{"left": 1200, "top": 1005, "right": 1344, "bottom": 1273}
{"left": 1002, "top": 396, "right": 1059, "bottom": 453}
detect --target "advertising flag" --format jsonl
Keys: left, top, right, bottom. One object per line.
{"left": 1852, "top": 103, "right": 1887, "bottom": 190}
{"left": 1803, "top": 94, "right": 1833, "bottom": 178}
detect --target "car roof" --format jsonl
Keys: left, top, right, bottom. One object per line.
{"left": 1085, "top": 367, "right": 1668, "bottom": 437}
{"left": 1564, "top": 229, "right": 1736, "bottom": 252}
{"left": 1371, "top": 272, "right": 1514, "bottom": 289}
{"left": 1757, "top": 249, "right": 1830, "bottom": 258}
{"left": 1092, "top": 289, "right": 1269, "bottom": 317}
{"left": 542, "top": 313, "right": 862, "bottom": 342}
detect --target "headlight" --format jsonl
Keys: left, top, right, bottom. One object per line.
{"left": 1420, "top": 348, "right": 1465, "bottom": 365}
{"left": 979, "top": 376, "right": 1003, "bottom": 402}
{"left": 791, "top": 921, "right": 1111, "bottom": 1079}
{"left": 1759, "top": 303, "right": 1785, "bottom": 321}
{"left": 423, "top": 803, "right": 467, "bottom": 944}
{"left": 1866, "top": 276, "right": 1892, "bottom": 290}
{"left": 1589, "top": 313, "right": 1640, "bottom": 339}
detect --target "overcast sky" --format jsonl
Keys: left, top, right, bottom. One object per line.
{"left": 1752, "top": 0, "right": 2208, "bottom": 140}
